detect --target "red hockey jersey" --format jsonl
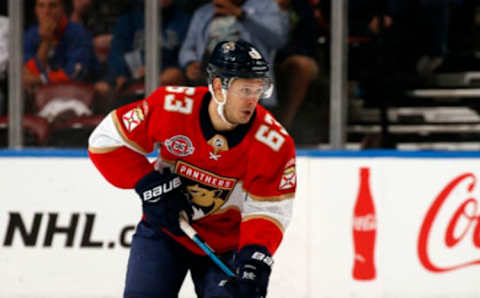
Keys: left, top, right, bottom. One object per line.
{"left": 88, "top": 86, "right": 296, "bottom": 255}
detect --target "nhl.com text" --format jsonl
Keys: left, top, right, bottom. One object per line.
{"left": 1, "top": 212, "right": 135, "bottom": 249}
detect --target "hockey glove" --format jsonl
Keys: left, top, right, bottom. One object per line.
{"left": 226, "top": 245, "right": 273, "bottom": 298}
{"left": 134, "top": 169, "right": 192, "bottom": 235}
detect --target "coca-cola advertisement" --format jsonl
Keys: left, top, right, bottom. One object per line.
{"left": 352, "top": 167, "right": 377, "bottom": 281}
{"left": 381, "top": 162, "right": 480, "bottom": 298}
{"left": 305, "top": 159, "right": 480, "bottom": 298}
{"left": 418, "top": 172, "right": 480, "bottom": 273}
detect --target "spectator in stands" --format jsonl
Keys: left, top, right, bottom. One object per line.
{"left": 346, "top": 0, "right": 463, "bottom": 77}
{"left": 274, "top": 0, "right": 319, "bottom": 130}
{"left": 25, "top": 0, "right": 39, "bottom": 30}
{"left": 412, "top": 0, "right": 463, "bottom": 76}
{"left": 178, "top": 0, "right": 288, "bottom": 106}
{"left": 317, "top": 0, "right": 465, "bottom": 78}
{"left": 68, "top": 0, "right": 126, "bottom": 64}
{"left": 0, "top": 16, "right": 7, "bottom": 116}
{"left": 96, "top": 0, "right": 190, "bottom": 108}
{"left": 347, "top": 0, "right": 396, "bottom": 36}
{"left": 23, "top": 0, "right": 96, "bottom": 93}
{"left": 68, "top": 0, "right": 133, "bottom": 113}
{"left": 69, "top": 0, "right": 92, "bottom": 25}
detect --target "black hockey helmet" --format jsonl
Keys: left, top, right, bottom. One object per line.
{"left": 207, "top": 40, "right": 273, "bottom": 96}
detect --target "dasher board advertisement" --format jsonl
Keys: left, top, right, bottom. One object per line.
{"left": 1, "top": 150, "right": 480, "bottom": 297}
{"left": 308, "top": 157, "right": 480, "bottom": 298}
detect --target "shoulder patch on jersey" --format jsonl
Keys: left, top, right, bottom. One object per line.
{"left": 122, "top": 105, "right": 146, "bottom": 132}
{"left": 279, "top": 158, "right": 296, "bottom": 191}
{"left": 165, "top": 135, "right": 195, "bottom": 157}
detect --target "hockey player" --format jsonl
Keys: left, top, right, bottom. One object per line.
{"left": 88, "top": 39, "right": 296, "bottom": 298}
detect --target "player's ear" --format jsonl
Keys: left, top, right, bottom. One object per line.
{"left": 212, "top": 78, "right": 224, "bottom": 100}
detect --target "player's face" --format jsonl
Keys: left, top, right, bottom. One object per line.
{"left": 224, "top": 78, "right": 264, "bottom": 124}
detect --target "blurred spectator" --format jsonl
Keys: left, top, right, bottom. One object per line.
{"left": 317, "top": 0, "right": 462, "bottom": 79}
{"left": 23, "top": 0, "right": 96, "bottom": 94}
{"left": 25, "top": 0, "right": 39, "bottom": 29}
{"left": 348, "top": 0, "right": 469, "bottom": 78}
{"left": 316, "top": 0, "right": 398, "bottom": 43}
{"left": 347, "top": 0, "right": 396, "bottom": 36}
{"left": 0, "top": 16, "right": 7, "bottom": 116}
{"left": 67, "top": 0, "right": 132, "bottom": 112}
{"left": 68, "top": 0, "right": 125, "bottom": 64}
{"left": 359, "top": 0, "right": 451, "bottom": 77}
{"left": 412, "top": 0, "right": 465, "bottom": 76}
{"left": 275, "top": 0, "right": 319, "bottom": 130}
{"left": 97, "top": 0, "right": 190, "bottom": 108}
{"left": 178, "top": 0, "right": 288, "bottom": 106}
{"left": 70, "top": 0, "right": 92, "bottom": 25}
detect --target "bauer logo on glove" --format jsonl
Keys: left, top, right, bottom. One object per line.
{"left": 142, "top": 176, "right": 182, "bottom": 203}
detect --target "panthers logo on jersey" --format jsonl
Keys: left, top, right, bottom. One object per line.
{"left": 175, "top": 161, "right": 237, "bottom": 219}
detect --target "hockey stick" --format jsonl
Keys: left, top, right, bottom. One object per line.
{"left": 179, "top": 212, "right": 236, "bottom": 278}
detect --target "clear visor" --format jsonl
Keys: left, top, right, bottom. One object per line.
{"left": 227, "top": 78, "right": 273, "bottom": 99}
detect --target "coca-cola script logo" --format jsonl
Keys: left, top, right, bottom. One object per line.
{"left": 418, "top": 173, "right": 480, "bottom": 273}
{"left": 353, "top": 214, "right": 377, "bottom": 231}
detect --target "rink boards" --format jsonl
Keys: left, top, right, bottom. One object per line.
{"left": 1, "top": 149, "right": 480, "bottom": 298}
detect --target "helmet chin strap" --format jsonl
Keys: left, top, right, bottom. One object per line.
{"left": 208, "top": 83, "right": 235, "bottom": 127}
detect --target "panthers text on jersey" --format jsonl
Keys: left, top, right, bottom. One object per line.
{"left": 88, "top": 86, "right": 296, "bottom": 255}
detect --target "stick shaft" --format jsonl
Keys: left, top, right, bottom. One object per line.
{"left": 179, "top": 212, "right": 236, "bottom": 278}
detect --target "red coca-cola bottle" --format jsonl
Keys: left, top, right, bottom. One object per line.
{"left": 352, "top": 167, "right": 377, "bottom": 280}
